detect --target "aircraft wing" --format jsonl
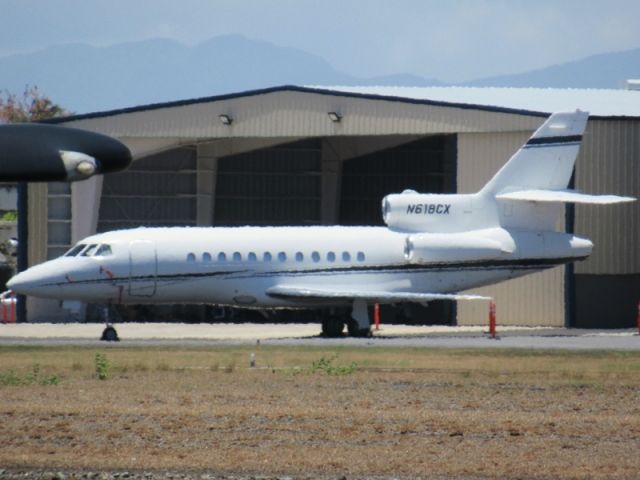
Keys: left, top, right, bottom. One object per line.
{"left": 266, "top": 285, "right": 491, "bottom": 302}
{"left": 496, "top": 189, "right": 635, "bottom": 204}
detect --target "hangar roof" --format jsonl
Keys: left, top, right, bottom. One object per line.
{"left": 51, "top": 85, "right": 640, "bottom": 124}
{"left": 52, "top": 85, "right": 639, "bottom": 159}
{"left": 313, "top": 86, "right": 640, "bottom": 118}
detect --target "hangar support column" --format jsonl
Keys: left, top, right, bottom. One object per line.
{"left": 71, "top": 176, "right": 103, "bottom": 243}
{"left": 320, "top": 139, "right": 342, "bottom": 224}
{"left": 196, "top": 148, "right": 217, "bottom": 226}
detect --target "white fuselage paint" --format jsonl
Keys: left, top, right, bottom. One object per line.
{"left": 8, "top": 225, "right": 591, "bottom": 308}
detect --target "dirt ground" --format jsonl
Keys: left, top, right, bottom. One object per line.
{"left": 1, "top": 346, "right": 639, "bottom": 480}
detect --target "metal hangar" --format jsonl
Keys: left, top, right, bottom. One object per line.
{"left": 27, "top": 85, "right": 640, "bottom": 328}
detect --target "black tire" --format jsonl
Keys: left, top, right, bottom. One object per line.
{"left": 347, "top": 320, "right": 371, "bottom": 338}
{"left": 101, "top": 326, "right": 120, "bottom": 342}
{"left": 322, "top": 316, "right": 344, "bottom": 337}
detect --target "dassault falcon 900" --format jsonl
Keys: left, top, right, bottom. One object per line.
{"left": 7, "top": 111, "right": 635, "bottom": 337}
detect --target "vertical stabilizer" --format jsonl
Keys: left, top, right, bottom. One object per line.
{"left": 480, "top": 110, "right": 589, "bottom": 197}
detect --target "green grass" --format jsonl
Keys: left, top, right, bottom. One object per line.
{"left": 0, "top": 345, "right": 639, "bottom": 386}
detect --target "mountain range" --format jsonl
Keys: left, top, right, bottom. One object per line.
{"left": 1, "top": 34, "right": 639, "bottom": 114}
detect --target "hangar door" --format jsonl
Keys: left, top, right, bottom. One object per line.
{"left": 214, "top": 139, "right": 321, "bottom": 225}
{"left": 340, "top": 135, "right": 457, "bottom": 325}
{"left": 98, "top": 148, "right": 197, "bottom": 232}
{"left": 340, "top": 135, "right": 457, "bottom": 225}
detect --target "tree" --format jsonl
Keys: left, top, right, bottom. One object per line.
{"left": 0, "top": 85, "right": 71, "bottom": 123}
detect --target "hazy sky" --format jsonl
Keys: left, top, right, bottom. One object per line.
{"left": 2, "top": 0, "right": 640, "bottom": 83}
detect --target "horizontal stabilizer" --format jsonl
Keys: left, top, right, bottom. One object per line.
{"left": 267, "top": 285, "right": 491, "bottom": 302}
{"left": 496, "top": 189, "right": 636, "bottom": 204}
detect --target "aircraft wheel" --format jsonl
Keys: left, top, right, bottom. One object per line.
{"left": 347, "top": 320, "right": 371, "bottom": 338}
{"left": 101, "top": 325, "right": 120, "bottom": 342}
{"left": 322, "top": 316, "right": 344, "bottom": 337}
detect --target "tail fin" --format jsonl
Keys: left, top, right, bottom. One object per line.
{"left": 480, "top": 110, "right": 589, "bottom": 196}
{"left": 479, "top": 110, "right": 634, "bottom": 231}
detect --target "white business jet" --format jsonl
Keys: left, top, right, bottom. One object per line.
{"left": 7, "top": 111, "right": 634, "bottom": 338}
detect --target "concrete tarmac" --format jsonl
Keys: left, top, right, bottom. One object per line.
{"left": 1, "top": 322, "right": 639, "bottom": 350}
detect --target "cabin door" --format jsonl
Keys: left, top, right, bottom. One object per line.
{"left": 128, "top": 240, "right": 157, "bottom": 297}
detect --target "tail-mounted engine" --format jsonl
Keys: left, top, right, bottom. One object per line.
{"left": 382, "top": 191, "right": 478, "bottom": 233}
{"left": 404, "top": 230, "right": 514, "bottom": 264}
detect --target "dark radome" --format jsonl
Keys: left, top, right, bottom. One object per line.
{"left": 0, "top": 124, "right": 132, "bottom": 182}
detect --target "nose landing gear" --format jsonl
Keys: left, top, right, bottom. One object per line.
{"left": 101, "top": 323, "right": 119, "bottom": 342}
{"left": 99, "top": 304, "right": 120, "bottom": 342}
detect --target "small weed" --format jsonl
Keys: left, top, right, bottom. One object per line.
{"left": 311, "top": 356, "right": 357, "bottom": 376}
{"left": 40, "top": 373, "right": 60, "bottom": 386}
{"left": 95, "top": 352, "right": 110, "bottom": 380}
{"left": 0, "top": 365, "right": 60, "bottom": 386}
{"left": 0, "top": 370, "right": 23, "bottom": 386}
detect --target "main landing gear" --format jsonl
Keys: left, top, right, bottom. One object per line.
{"left": 321, "top": 299, "right": 372, "bottom": 338}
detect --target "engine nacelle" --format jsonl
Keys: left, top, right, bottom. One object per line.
{"left": 382, "top": 191, "right": 479, "bottom": 233}
{"left": 404, "top": 229, "right": 514, "bottom": 264}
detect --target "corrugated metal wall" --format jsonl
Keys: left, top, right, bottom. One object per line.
{"left": 572, "top": 119, "right": 640, "bottom": 328}
{"left": 456, "top": 129, "right": 567, "bottom": 327}
{"left": 575, "top": 119, "right": 640, "bottom": 275}
{"left": 27, "top": 183, "right": 48, "bottom": 266}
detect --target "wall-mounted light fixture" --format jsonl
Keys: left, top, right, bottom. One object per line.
{"left": 328, "top": 111, "right": 342, "bottom": 123}
{"left": 219, "top": 114, "right": 233, "bottom": 125}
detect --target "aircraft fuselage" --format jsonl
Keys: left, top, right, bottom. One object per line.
{"left": 8, "top": 225, "right": 591, "bottom": 308}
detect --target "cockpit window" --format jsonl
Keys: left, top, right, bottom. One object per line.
{"left": 94, "top": 244, "right": 113, "bottom": 257}
{"left": 81, "top": 244, "right": 99, "bottom": 256}
{"left": 64, "top": 244, "right": 86, "bottom": 257}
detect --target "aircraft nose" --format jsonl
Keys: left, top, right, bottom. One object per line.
{"left": 7, "top": 270, "right": 40, "bottom": 295}
{"left": 6, "top": 264, "right": 62, "bottom": 297}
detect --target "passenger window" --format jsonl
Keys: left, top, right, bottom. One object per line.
{"left": 65, "top": 244, "right": 86, "bottom": 257}
{"left": 295, "top": 252, "right": 304, "bottom": 262}
{"left": 233, "top": 252, "right": 242, "bottom": 262}
{"left": 248, "top": 252, "right": 257, "bottom": 262}
{"left": 357, "top": 252, "right": 365, "bottom": 262}
{"left": 263, "top": 252, "right": 272, "bottom": 262}
{"left": 278, "top": 252, "right": 287, "bottom": 262}
{"left": 187, "top": 253, "right": 196, "bottom": 263}
{"left": 342, "top": 251, "right": 351, "bottom": 262}
{"left": 327, "top": 252, "right": 336, "bottom": 262}
{"left": 203, "top": 252, "right": 212, "bottom": 262}
{"left": 81, "top": 244, "right": 98, "bottom": 256}
{"left": 217, "top": 252, "right": 227, "bottom": 262}
{"left": 94, "top": 244, "right": 112, "bottom": 257}
{"left": 312, "top": 251, "right": 320, "bottom": 262}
